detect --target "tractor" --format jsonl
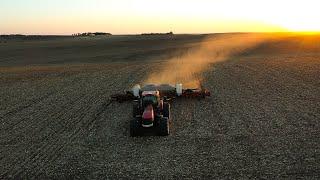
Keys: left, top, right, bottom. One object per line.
{"left": 131, "top": 90, "right": 170, "bottom": 136}
{"left": 110, "top": 83, "right": 210, "bottom": 137}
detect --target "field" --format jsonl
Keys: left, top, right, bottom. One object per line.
{"left": 0, "top": 33, "right": 320, "bottom": 179}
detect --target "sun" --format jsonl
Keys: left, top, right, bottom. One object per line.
{"left": 276, "top": 18, "right": 320, "bottom": 32}
{"left": 259, "top": 1, "right": 320, "bottom": 32}
{"left": 212, "top": 0, "right": 320, "bottom": 33}
{"left": 280, "top": 21, "right": 320, "bottom": 32}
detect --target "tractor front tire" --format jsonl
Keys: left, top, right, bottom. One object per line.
{"left": 158, "top": 117, "right": 169, "bottom": 136}
{"left": 130, "top": 118, "right": 140, "bottom": 137}
{"left": 163, "top": 102, "right": 170, "bottom": 119}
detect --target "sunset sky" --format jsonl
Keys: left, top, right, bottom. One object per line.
{"left": 1, "top": 0, "right": 320, "bottom": 35}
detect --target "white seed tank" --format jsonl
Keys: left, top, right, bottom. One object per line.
{"left": 175, "top": 83, "right": 183, "bottom": 96}
{"left": 132, "top": 84, "right": 141, "bottom": 97}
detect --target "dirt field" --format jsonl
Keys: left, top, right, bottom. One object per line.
{"left": 1, "top": 33, "right": 320, "bottom": 179}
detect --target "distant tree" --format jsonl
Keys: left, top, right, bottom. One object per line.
{"left": 141, "top": 32, "right": 174, "bottom": 36}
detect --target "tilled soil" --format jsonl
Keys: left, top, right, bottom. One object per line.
{"left": 1, "top": 34, "right": 320, "bottom": 179}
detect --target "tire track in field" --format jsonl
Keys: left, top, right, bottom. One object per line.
{"left": 0, "top": 74, "right": 92, "bottom": 142}
{"left": 4, "top": 64, "right": 146, "bottom": 178}
{"left": 0, "top": 74, "right": 100, "bottom": 178}
{"left": 0, "top": 74, "right": 95, "bottom": 177}
{"left": 1, "top": 69, "right": 119, "bottom": 178}
{"left": 1, "top": 91, "right": 56, "bottom": 118}
{"left": 0, "top": 68, "right": 119, "bottom": 178}
{"left": 1, "top": 64, "right": 125, "bottom": 137}
{"left": 31, "top": 64, "right": 149, "bottom": 178}
{"left": 0, "top": 71, "right": 86, "bottom": 133}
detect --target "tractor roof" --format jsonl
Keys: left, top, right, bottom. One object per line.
{"left": 142, "top": 91, "right": 159, "bottom": 97}
{"left": 141, "top": 84, "right": 175, "bottom": 91}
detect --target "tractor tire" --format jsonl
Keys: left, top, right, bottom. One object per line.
{"left": 163, "top": 102, "right": 170, "bottom": 119}
{"left": 132, "top": 102, "right": 140, "bottom": 118}
{"left": 130, "top": 118, "right": 140, "bottom": 137}
{"left": 158, "top": 117, "right": 169, "bottom": 136}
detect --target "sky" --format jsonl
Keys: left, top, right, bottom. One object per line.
{"left": 1, "top": 0, "right": 320, "bottom": 35}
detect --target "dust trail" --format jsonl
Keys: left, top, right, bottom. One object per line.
{"left": 144, "top": 33, "right": 269, "bottom": 88}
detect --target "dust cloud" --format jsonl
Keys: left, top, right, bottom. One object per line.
{"left": 144, "top": 33, "right": 269, "bottom": 88}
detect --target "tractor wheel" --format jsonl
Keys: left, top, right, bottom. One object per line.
{"left": 163, "top": 102, "right": 170, "bottom": 119}
{"left": 130, "top": 118, "right": 140, "bottom": 137}
{"left": 158, "top": 117, "right": 169, "bottom": 136}
{"left": 132, "top": 102, "right": 140, "bottom": 117}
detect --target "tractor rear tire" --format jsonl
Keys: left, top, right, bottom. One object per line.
{"left": 130, "top": 118, "right": 140, "bottom": 137}
{"left": 132, "top": 102, "right": 140, "bottom": 118}
{"left": 158, "top": 117, "right": 169, "bottom": 136}
{"left": 163, "top": 102, "right": 170, "bottom": 119}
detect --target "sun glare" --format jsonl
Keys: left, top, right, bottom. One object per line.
{"left": 130, "top": 0, "right": 320, "bottom": 33}
{"left": 279, "top": 19, "right": 320, "bottom": 32}
{"left": 260, "top": 0, "right": 320, "bottom": 32}
{"left": 1, "top": 0, "right": 320, "bottom": 34}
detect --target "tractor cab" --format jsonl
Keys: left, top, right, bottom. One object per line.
{"left": 139, "top": 91, "right": 160, "bottom": 128}
{"left": 141, "top": 91, "right": 160, "bottom": 108}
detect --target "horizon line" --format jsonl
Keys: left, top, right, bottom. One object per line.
{"left": 2, "top": 31, "right": 320, "bottom": 36}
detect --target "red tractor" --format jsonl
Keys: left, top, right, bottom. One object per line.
{"left": 110, "top": 83, "right": 210, "bottom": 137}
{"left": 131, "top": 90, "right": 170, "bottom": 136}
